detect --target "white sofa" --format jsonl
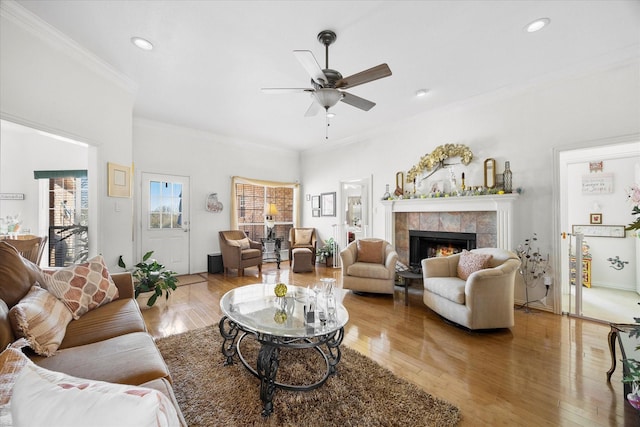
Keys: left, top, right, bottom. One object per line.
{"left": 421, "top": 248, "right": 521, "bottom": 330}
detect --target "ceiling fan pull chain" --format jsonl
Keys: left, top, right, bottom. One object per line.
{"left": 325, "top": 108, "right": 330, "bottom": 139}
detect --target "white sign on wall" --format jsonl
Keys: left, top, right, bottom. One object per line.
{"left": 581, "top": 173, "right": 613, "bottom": 194}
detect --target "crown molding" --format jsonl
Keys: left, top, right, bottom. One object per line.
{"left": 1, "top": 0, "right": 138, "bottom": 94}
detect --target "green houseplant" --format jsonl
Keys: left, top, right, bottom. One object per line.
{"left": 317, "top": 237, "right": 337, "bottom": 265}
{"left": 118, "top": 251, "right": 178, "bottom": 307}
{"left": 622, "top": 317, "right": 640, "bottom": 410}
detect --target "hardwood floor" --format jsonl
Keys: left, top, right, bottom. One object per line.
{"left": 142, "top": 263, "right": 639, "bottom": 426}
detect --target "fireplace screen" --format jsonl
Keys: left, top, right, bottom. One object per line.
{"left": 409, "top": 230, "right": 476, "bottom": 271}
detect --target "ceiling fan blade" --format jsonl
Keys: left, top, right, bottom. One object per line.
{"left": 304, "top": 100, "right": 321, "bottom": 117}
{"left": 261, "top": 88, "right": 313, "bottom": 94}
{"left": 341, "top": 92, "right": 376, "bottom": 111}
{"left": 335, "top": 63, "right": 392, "bottom": 89}
{"left": 293, "top": 50, "right": 327, "bottom": 85}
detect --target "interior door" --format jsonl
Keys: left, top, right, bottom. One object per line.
{"left": 141, "top": 173, "right": 190, "bottom": 274}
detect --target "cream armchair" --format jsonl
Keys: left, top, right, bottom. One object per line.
{"left": 288, "top": 227, "right": 317, "bottom": 261}
{"left": 421, "top": 248, "right": 521, "bottom": 330}
{"left": 340, "top": 238, "right": 398, "bottom": 294}
{"left": 218, "top": 230, "right": 262, "bottom": 276}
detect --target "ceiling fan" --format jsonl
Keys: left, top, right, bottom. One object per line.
{"left": 262, "top": 30, "right": 392, "bottom": 120}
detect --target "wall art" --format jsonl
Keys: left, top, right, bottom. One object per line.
{"left": 107, "top": 162, "right": 131, "bottom": 198}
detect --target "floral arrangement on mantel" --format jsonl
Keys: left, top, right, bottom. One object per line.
{"left": 407, "top": 143, "right": 474, "bottom": 182}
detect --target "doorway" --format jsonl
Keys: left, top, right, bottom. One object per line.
{"left": 140, "top": 173, "right": 190, "bottom": 274}
{"left": 556, "top": 138, "right": 640, "bottom": 323}
{"left": 338, "top": 176, "right": 372, "bottom": 249}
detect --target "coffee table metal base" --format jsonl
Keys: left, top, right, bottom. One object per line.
{"left": 219, "top": 316, "right": 344, "bottom": 417}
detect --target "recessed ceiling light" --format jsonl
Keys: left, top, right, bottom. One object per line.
{"left": 525, "top": 18, "right": 550, "bottom": 33}
{"left": 131, "top": 37, "right": 154, "bottom": 51}
{"left": 415, "top": 89, "right": 429, "bottom": 97}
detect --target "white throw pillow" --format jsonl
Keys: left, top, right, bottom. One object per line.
{"left": 11, "top": 364, "right": 180, "bottom": 427}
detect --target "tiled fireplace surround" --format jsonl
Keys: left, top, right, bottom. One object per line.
{"left": 381, "top": 195, "right": 518, "bottom": 265}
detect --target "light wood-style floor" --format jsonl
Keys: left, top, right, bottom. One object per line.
{"left": 141, "top": 263, "right": 639, "bottom": 426}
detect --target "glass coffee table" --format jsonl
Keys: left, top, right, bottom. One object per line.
{"left": 218, "top": 283, "right": 349, "bottom": 416}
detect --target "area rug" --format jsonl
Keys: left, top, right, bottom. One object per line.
{"left": 156, "top": 326, "right": 461, "bottom": 426}
{"left": 176, "top": 274, "right": 208, "bottom": 287}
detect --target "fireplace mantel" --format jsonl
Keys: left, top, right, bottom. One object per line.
{"left": 382, "top": 194, "right": 519, "bottom": 250}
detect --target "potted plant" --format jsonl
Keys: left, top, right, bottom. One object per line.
{"left": 622, "top": 317, "right": 640, "bottom": 410}
{"left": 317, "top": 237, "right": 336, "bottom": 266}
{"left": 118, "top": 251, "right": 178, "bottom": 307}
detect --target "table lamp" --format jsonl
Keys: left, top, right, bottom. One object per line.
{"left": 265, "top": 203, "right": 278, "bottom": 239}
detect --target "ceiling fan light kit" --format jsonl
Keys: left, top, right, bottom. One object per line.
{"left": 262, "top": 29, "right": 392, "bottom": 138}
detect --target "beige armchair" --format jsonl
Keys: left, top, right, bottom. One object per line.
{"left": 218, "top": 230, "right": 262, "bottom": 276}
{"left": 421, "top": 248, "right": 521, "bottom": 330}
{"left": 288, "top": 228, "right": 317, "bottom": 261}
{"left": 340, "top": 238, "right": 398, "bottom": 294}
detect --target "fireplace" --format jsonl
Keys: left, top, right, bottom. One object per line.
{"left": 409, "top": 230, "right": 476, "bottom": 270}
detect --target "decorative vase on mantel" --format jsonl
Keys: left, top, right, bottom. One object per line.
{"left": 503, "top": 161, "right": 513, "bottom": 193}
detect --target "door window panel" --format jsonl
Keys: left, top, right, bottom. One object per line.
{"left": 149, "top": 180, "right": 183, "bottom": 229}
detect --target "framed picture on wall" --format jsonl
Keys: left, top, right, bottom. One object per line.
{"left": 311, "top": 195, "right": 320, "bottom": 209}
{"left": 321, "top": 192, "right": 336, "bottom": 216}
{"left": 589, "top": 213, "right": 602, "bottom": 224}
{"left": 107, "top": 162, "right": 131, "bottom": 198}
{"left": 312, "top": 208, "right": 320, "bottom": 217}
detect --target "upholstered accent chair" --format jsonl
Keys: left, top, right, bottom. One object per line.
{"left": 288, "top": 227, "right": 317, "bottom": 262}
{"left": 1, "top": 235, "right": 48, "bottom": 265}
{"left": 421, "top": 248, "right": 521, "bottom": 330}
{"left": 218, "top": 230, "right": 262, "bottom": 276}
{"left": 340, "top": 238, "right": 398, "bottom": 295}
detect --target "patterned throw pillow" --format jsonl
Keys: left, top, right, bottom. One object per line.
{"left": 357, "top": 240, "right": 384, "bottom": 264}
{"left": 41, "top": 255, "right": 119, "bottom": 320}
{"left": 11, "top": 363, "right": 181, "bottom": 427}
{"left": 294, "top": 229, "right": 312, "bottom": 245}
{"left": 9, "top": 285, "right": 73, "bottom": 356}
{"left": 457, "top": 250, "right": 493, "bottom": 280}
{"left": 0, "top": 339, "right": 31, "bottom": 425}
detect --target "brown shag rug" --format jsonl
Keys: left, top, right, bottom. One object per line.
{"left": 156, "top": 326, "right": 461, "bottom": 426}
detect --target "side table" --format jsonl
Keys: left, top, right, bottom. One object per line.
{"left": 260, "top": 238, "right": 281, "bottom": 269}
{"left": 606, "top": 323, "right": 639, "bottom": 402}
{"left": 396, "top": 270, "right": 423, "bottom": 306}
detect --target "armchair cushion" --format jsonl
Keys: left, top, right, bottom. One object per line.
{"left": 294, "top": 229, "right": 313, "bottom": 245}
{"left": 423, "top": 277, "right": 466, "bottom": 304}
{"left": 346, "top": 263, "right": 391, "bottom": 280}
{"left": 457, "top": 250, "right": 492, "bottom": 280}
{"left": 238, "top": 237, "right": 251, "bottom": 249}
{"left": 356, "top": 240, "right": 384, "bottom": 264}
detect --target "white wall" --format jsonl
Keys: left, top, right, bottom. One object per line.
{"left": 300, "top": 60, "right": 640, "bottom": 307}
{"left": 132, "top": 119, "right": 300, "bottom": 273}
{"left": 0, "top": 3, "right": 135, "bottom": 267}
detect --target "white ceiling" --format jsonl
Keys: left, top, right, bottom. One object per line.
{"left": 14, "top": 0, "right": 640, "bottom": 152}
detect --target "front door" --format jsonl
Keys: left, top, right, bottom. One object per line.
{"left": 141, "top": 173, "right": 190, "bottom": 274}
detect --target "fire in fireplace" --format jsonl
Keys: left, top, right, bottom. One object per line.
{"left": 409, "top": 230, "right": 476, "bottom": 271}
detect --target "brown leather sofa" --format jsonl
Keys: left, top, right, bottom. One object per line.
{"left": 0, "top": 242, "right": 186, "bottom": 425}
{"left": 218, "top": 230, "right": 262, "bottom": 276}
